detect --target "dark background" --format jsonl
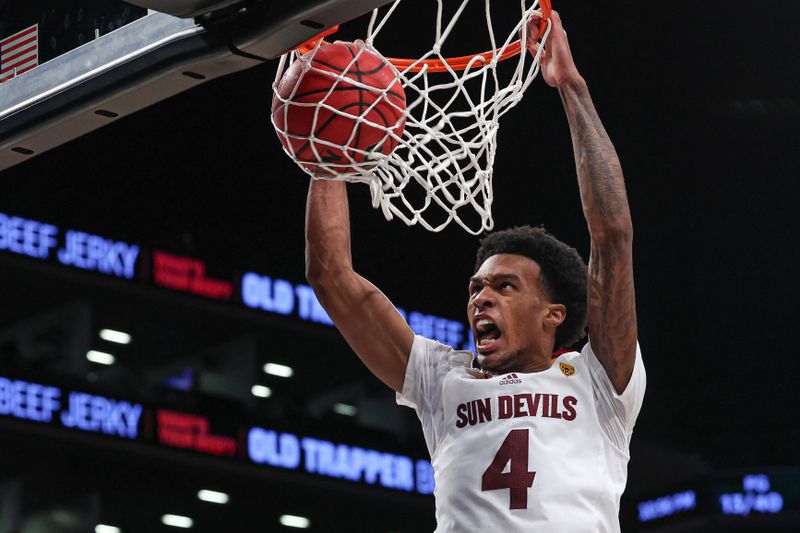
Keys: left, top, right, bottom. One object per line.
{"left": 1, "top": 0, "right": 799, "bottom": 530}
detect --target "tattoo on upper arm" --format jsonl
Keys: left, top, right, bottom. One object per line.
{"left": 588, "top": 248, "right": 637, "bottom": 385}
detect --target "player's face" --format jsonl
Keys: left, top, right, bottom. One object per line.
{"left": 467, "top": 253, "right": 558, "bottom": 374}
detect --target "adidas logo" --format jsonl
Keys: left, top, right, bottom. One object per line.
{"left": 498, "top": 373, "right": 522, "bottom": 385}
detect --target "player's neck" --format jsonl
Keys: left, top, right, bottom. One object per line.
{"left": 480, "top": 348, "right": 554, "bottom": 375}
{"left": 517, "top": 352, "right": 555, "bottom": 374}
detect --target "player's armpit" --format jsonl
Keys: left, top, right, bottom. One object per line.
{"left": 586, "top": 233, "right": 637, "bottom": 395}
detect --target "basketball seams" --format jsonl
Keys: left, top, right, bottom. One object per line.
{"left": 310, "top": 51, "right": 391, "bottom": 77}
{"left": 275, "top": 79, "right": 404, "bottom": 105}
{"left": 272, "top": 41, "right": 407, "bottom": 172}
{"left": 343, "top": 44, "right": 365, "bottom": 159}
{"left": 296, "top": 104, "right": 397, "bottom": 174}
{"left": 343, "top": 43, "right": 401, "bottom": 157}
{"left": 274, "top": 91, "right": 402, "bottom": 136}
{"left": 311, "top": 46, "right": 404, "bottom": 100}
{"left": 292, "top": 104, "right": 402, "bottom": 168}
{"left": 287, "top": 85, "right": 405, "bottom": 104}
{"left": 293, "top": 101, "right": 366, "bottom": 161}
{"left": 300, "top": 52, "right": 405, "bottom": 102}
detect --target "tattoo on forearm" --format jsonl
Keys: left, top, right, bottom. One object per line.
{"left": 560, "top": 88, "right": 630, "bottom": 223}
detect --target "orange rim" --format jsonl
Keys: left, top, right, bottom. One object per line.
{"left": 389, "top": 40, "right": 524, "bottom": 73}
{"left": 296, "top": 25, "right": 341, "bottom": 55}
{"left": 294, "top": 0, "right": 552, "bottom": 73}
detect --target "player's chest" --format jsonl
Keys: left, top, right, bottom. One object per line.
{"left": 440, "top": 365, "right": 592, "bottom": 434}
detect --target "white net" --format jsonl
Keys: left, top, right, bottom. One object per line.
{"left": 272, "top": 0, "right": 552, "bottom": 235}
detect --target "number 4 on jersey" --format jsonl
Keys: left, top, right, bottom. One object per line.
{"left": 481, "top": 429, "right": 536, "bottom": 509}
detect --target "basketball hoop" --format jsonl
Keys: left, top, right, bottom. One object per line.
{"left": 273, "top": 1, "right": 553, "bottom": 235}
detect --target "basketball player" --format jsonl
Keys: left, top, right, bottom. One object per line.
{"left": 304, "top": 11, "right": 644, "bottom": 532}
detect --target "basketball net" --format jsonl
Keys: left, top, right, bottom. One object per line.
{"left": 273, "top": 1, "right": 552, "bottom": 235}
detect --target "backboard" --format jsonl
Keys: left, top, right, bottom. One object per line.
{"left": 0, "top": 0, "right": 393, "bottom": 171}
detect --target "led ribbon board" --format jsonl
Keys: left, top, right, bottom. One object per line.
{"left": 242, "top": 271, "right": 473, "bottom": 350}
{"left": 0, "top": 211, "right": 139, "bottom": 279}
{"left": 0, "top": 210, "right": 472, "bottom": 349}
{"left": 248, "top": 427, "right": 435, "bottom": 495}
{"left": 0, "top": 374, "right": 434, "bottom": 495}
{"left": 0, "top": 376, "right": 143, "bottom": 438}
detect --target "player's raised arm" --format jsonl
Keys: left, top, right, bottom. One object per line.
{"left": 530, "top": 11, "right": 637, "bottom": 393}
{"left": 305, "top": 179, "right": 414, "bottom": 393}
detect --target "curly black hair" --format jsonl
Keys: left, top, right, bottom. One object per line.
{"left": 474, "top": 225, "right": 588, "bottom": 348}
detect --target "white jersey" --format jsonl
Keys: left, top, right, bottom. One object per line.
{"left": 397, "top": 335, "right": 646, "bottom": 533}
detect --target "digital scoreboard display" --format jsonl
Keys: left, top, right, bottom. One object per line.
{"left": 633, "top": 470, "right": 800, "bottom": 529}
{"left": 713, "top": 473, "right": 790, "bottom": 517}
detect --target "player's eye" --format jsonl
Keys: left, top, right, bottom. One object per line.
{"left": 500, "top": 281, "right": 513, "bottom": 290}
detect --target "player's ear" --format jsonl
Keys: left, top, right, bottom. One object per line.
{"left": 544, "top": 303, "right": 566, "bottom": 328}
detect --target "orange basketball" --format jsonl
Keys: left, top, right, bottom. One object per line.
{"left": 272, "top": 42, "right": 407, "bottom": 175}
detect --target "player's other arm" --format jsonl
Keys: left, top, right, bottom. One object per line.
{"left": 305, "top": 179, "right": 414, "bottom": 393}
{"left": 532, "top": 12, "right": 637, "bottom": 393}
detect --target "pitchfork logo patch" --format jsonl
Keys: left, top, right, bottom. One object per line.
{"left": 498, "top": 373, "right": 522, "bottom": 385}
{"left": 559, "top": 362, "right": 576, "bottom": 376}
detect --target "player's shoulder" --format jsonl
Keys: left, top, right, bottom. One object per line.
{"left": 551, "top": 344, "right": 593, "bottom": 376}
{"left": 413, "top": 335, "right": 473, "bottom": 367}
{"left": 555, "top": 345, "right": 586, "bottom": 364}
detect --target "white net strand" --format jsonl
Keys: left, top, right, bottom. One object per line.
{"left": 272, "top": 0, "right": 551, "bottom": 235}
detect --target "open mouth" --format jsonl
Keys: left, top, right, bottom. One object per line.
{"left": 475, "top": 318, "right": 502, "bottom": 352}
